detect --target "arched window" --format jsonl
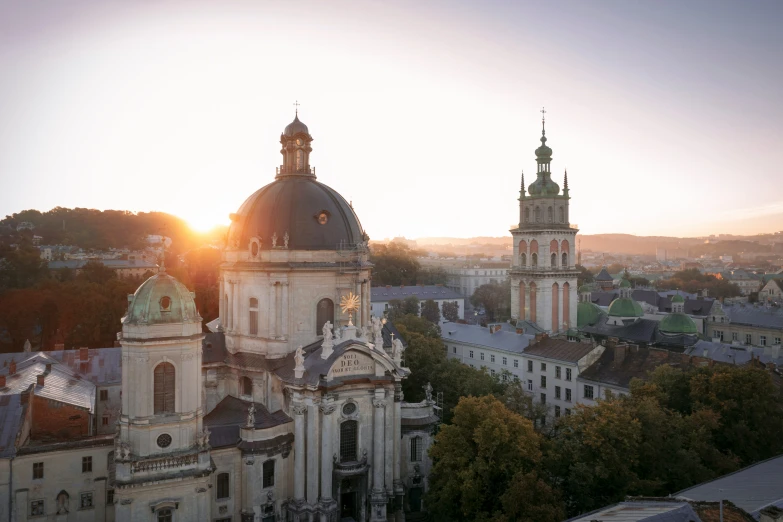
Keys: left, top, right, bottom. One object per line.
{"left": 562, "top": 252, "right": 568, "bottom": 267}
{"left": 153, "top": 363, "right": 175, "bottom": 414}
{"left": 520, "top": 253, "right": 526, "bottom": 267}
{"left": 157, "top": 509, "right": 173, "bottom": 522}
{"left": 241, "top": 376, "right": 252, "bottom": 397}
{"left": 340, "top": 420, "right": 358, "bottom": 462}
{"left": 524, "top": 208, "right": 530, "bottom": 223}
{"left": 216, "top": 472, "right": 230, "bottom": 500}
{"left": 295, "top": 149, "right": 304, "bottom": 170}
{"left": 410, "top": 436, "right": 422, "bottom": 462}
{"left": 249, "top": 298, "right": 258, "bottom": 335}
{"left": 559, "top": 207, "right": 565, "bottom": 223}
{"left": 551, "top": 253, "right": 557, "bottom": 267}
{"left": 531, "top": 253, "right": 538, "bottom": 268}
{"left": 535, "top": 207, "right": 541, "bottom": 223}
{"left": 316, "top": 298, "right": 334, "bottom": 335}
{"left": 263, "top": 459, "right": 275, "bottom": 488}
{"left": 547, "top": 207, "right": 553, "bottom": 222}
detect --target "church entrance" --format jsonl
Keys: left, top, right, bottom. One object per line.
{"left": 340, "top": 491, "right": 357, "bottom": 520}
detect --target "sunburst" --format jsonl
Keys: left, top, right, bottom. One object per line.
{"left": 340, "top": 292, "right": 361, "bottom": 325}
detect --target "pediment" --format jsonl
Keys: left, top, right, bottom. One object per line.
{"left": 327, "top": 349, "right": 376, "bottom": 379}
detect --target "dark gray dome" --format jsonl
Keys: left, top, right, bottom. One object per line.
{"left": 283, "top": 115, "right": 309, "bottom": 137}
{"left": 228, "top": 177, "right": 366, "bottom": 251}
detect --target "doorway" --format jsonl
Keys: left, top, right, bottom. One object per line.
{"left": 340, "top": 491, "right": 357, "bottom": 520}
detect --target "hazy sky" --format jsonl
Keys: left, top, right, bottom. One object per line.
{"left": 1, "top": 0, "right": 782, "bottom": 239}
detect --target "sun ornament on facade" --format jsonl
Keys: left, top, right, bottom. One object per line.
{"left": 340, "top": 292, "right": 361, "bottom": 326}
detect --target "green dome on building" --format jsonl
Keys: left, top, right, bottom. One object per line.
{"left": 671, "top": 294, "right": 685, "bottom": 304}
{"left": 607, "top": 297, "right": 644, "bottom": 318}
{"left": 577, "top": 301, "right": 605, "bottom": 328}
{"left": 659, "top": 312, "right": 697, "bottom": 335}
{"left": 124, "top": 272, "right": 200, "bottom": 325}
{"left": 619, "top": 279, "right": 631, "bottom": 289}
{"left": 578, "top": 285, "right": 591, "bottom": 293}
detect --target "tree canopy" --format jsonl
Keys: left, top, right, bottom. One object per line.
{"left": 655, "top": 268, "right": 741, "bottom": 298}
{"left": 470, "top": 281, "right": 511, "bottom": 322}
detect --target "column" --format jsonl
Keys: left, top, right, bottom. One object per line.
{"left": 293, "top": 402, "right": 307, "bottom": 501}
{"left": 356, "top": 281, "right": 363, "bottom": 326}
{"left": 372, "top": 397, "right": 386, "bottom": 491}
{"left": 384, "top": 390, "right": 394, "bottom": 492}
{"left": 319, "top": 400, "right": 336, "bottom": 503}
{"left": 307, "top": 401, "right": 320, "bottom": 505}
{"left": 232, "top": 281, "right": 239, "bottom": 331}
{"left": 558, "top": 282, "right": 565, "bottom": 332}
{"left": 226, "top": 280, "right": 233, "bottom": 331}
{"left": 268, "top": 284, "right": 276, "bottom": 338}
{"left": 275, "top": 283, "right": 282, "bottom": 338}
{"left": 393, "top": 384, "right": 404, "bottom": 522}
{"left": 543, "top": 284, "right": 553, "bottom": 332}
{"left": 281, "top": 282, "right": 289, "bottom": 340}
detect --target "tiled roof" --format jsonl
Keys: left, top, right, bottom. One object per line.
{"left": 723, "top": 304, "right": 783, "bottom": 330}
{"left": 686, "top": 340, "right": 783, "bottom": 367}
{"left": 0, "top": 353, "right": 95, "bottom": 412}
{"left": 441, "top": 323, "right": 533, "bottom": 354}
{"left": 676, "top": 454, "right": 783, "bottom": 516}
{"left": 523, "top": 337, "right": 597, "bottom": 363}
{"left": 579, "top": 346, "right": 705, "bottom": 390}
{"left": 203, "top": 395, "right": 291, "bottom": 449}
{"left": 595, "top": 267, "right": 614, "bottom": 282}
{"left": 565, "top": 500, "right": 701, "bottom": 521}
{"left": 371, "top": 285, "right": 463, "bottom": 302}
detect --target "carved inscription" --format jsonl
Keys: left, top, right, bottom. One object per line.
{"left": 328, "top": 351, "right": 374, "bottom": 379}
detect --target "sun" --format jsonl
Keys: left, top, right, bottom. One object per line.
{"left": 185, "top": 213, "right": 222, "bottom": 233}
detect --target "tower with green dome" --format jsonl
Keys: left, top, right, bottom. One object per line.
{"left": 606, "top": 278, "right": 645, "bottom": 325}
{"left": 510, "top": 109, "right": 579, "bottom": 333}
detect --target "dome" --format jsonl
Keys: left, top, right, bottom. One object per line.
{"left": 228, "top": 177, "right": 365, "bottom": 251}
{"left": 578, "top": 285, "right": 591, "bottom": 293}
{"left": 283, "top": 114, "right": 309, "bottom": 137}
{"left": 607, "top": 297, "right": 644, "bottom": 318}
{"left": 619, "top": 279, "right": 632, "bottom": 289}
{"left": 659, "top": 312, "right": 697, "bottom": 335}
{"left": 124, "top": 272, "right": 200, "bottom": 325}
{"left": 577, "top": 301, "right": 605, "bottom": 328}
{"left": 671, "top": 294, "right": 685, "bottom": 304}
{"left": 527, "top": 177, "right": 560, "bottom": 197}
{"left": 535, "top": 136, "right": 552, "bottom": 160}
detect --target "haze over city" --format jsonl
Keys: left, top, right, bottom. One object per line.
{"left": 1, "top": 0, "right": 782, "bottom": 238}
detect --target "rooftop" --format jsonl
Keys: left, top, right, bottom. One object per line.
{"left": 371, "top": 285, "right": 464, "bottom": 302}
{"left": 203, "top": 395, "right": 291, "bottom": 449}
{"left": 722, "top": 304, "right": 783, "bottom": 330}
{"left": 686, "top": 340, "right": 783, "bottom": 367}
{"left": 523, "top": 337, "right": 598, "bottom": 363}
{"left": 442, "top": 322, "right": 533, "bottom": 354}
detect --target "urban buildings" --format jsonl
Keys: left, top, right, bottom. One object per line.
{"left": 369, "top": 285, "right": 464, "bottom": 323}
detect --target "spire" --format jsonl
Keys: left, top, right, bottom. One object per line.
{"left": 564, "top": 169, "right": 568, "bottom": 190}
{"left": 520, "top": 170, "right": 526, "bottom": 196}
{"left": 293, "top": 99, "right": 300, "bottom": 116}
{"left": 541, "top": 107, "right": 546, "bottom": 137}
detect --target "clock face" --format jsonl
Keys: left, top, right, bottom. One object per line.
{"left": 296, "top": 138, "right": 303, "bottom": 146}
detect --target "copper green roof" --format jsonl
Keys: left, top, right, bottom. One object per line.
{"left": 619, "top": 279, "right": 631, "bottom": 289}
{"left": 577, "top": 301, "right": 605, "bottom": 328}
{"left": 124, "top": 272, "right": 200, "bottom": 325}
{"left": 607, "top": 297, "right": 644, "bottom": 318}
{"left": 671, "top": 294, "right": 685, "bottom": 303}
{"left": 659, "top": 312, "right": 697, "bottom": 335}
{"left": 578, "top": 285, "right": 591, "bottom": 293}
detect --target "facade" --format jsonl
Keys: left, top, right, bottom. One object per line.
{"left": 370, "top": 285, "right": 464, "bottom": 322}
{"left": 706, "top": 301, "right": 783, "bottom": 348}
{"left": 443, "top": 323, "right": 533, "bottom": 380}
{"left": 509, "top": 117, "right": 578, "bottom": 333}
{"left": 722, "top": 269, "right": 762, "bottom": 296}
{"left": 442, "top": 263, "right": 510, "bottom": 297}
{"left": 760, "top": 279, "right": 783, "bottom": 303}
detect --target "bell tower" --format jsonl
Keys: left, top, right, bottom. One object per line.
{"left": 278, "top": 103, "right": 314, "bottom": 178}
{"left": 509, "top": 110, "right": 579, "bottom": 333}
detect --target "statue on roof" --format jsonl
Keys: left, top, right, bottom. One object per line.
{"left": 294, "top": 345, "right": 306, "bottom": 378}
{"left": 246, "top": 403, "right": 256, "bottom": 428}
{"left": 392, "top": 337, "right": 404, "bottom": 364}
{"left": 23, "top": 339, "right": 31, "bottom": 353}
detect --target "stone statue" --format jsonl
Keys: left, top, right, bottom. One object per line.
{"left": 334, "top": 326, "right": 342, "bottom": 342}
{"left": 247, "top": 404, "right": 256, "bottom": 427}
{"left": 322, "top": 320, "right": 333, "bottom": 341}
{"left": 424, "top": 382, "right": 433, "bottom": 403}
{"left": 294, "top": 345, "right": 305, "bottom": 369}
{"left": 198, "top": 427, "right": 211, "bottom": 450}
{"left": 271, "top": 232, "right": 278, "bottom": 248}
{"left": 23, "top": 339, "right": 31, "bottom": 353}
{"left": 118, "top": 440, "right": 131, "bottom": 461}
{"left": 372, "top": 316, "right": 384, "bottom": 346}
{"left": 392, "top": 338, "right": 404, "bottom": 363}
{"left": 283, "top": 232, "right": 289, "bottom": 249}
{"left": 56, "top": 491, "right": 69, "bottom": 514}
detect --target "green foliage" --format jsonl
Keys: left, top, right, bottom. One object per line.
{"left": 576, "top": 264, "right": 593, "bottom": 288}
{"left": 442, "top": 300, "right": 460, "bottom": 322}
{"left": 418, "top": 267, "right": 449, "bottom": 285}
{"left": 421, "top": 299, "right": 441, "bottom": 323}
{"left": 369, "top": 243, "right": 421, "bottom": 286}
{"left": 655, "top": 268, "right": 741, "bottom": 298}
{"left": 0, "top": 240, "right": 49, "bottom": 292}
{"left": 501, "top": 380, "right": 549, "bottom": 424}
{"left": 470, "top": 281, "right": 511, "bottom": 321}
{"left": 427, "top": 395, "right": 565, "bottom": 522}
{"left": 628, "top": 275, "right": 651, "bottom": 287}
{"left": 403, "top": 295, "right": 420, "bottom": 316}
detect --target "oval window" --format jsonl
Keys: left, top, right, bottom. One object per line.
{"left": 342, "top": 402, "right": 357, "bottom": 416}
{"left": 160, "top": 296, "right": 172, "bottom": 311}
{"left": 318, "top": 212, "right": 329, "bottom": 225}
{"left": 157, "top": 433, "right": 172, "bottom": 448}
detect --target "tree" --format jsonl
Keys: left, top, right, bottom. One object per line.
{"left": 402, "top": 295, "right": 420, "bottom": 316}
{"left": 501, "top": 380, "right": 549, "bottom": 426}
{"left": 418, "top": 267, "right": 449, "bottom": 285}
{"left": 442, "top": 301, "right": 460, "bottom": 322}
{"left": 369, "top": 243, "right": 421, "bottom": 286}
{"left": 575, "top": 265, "right": 593, "bottom": 288}
{"left": 427, "top": 395, "right": 565, "bottom": 522}
{"left": 0, "top": 240, "right": 49, "bottom": 292}
{"left": 386, "top": 299, "right": 405, "bottom": 321}
{"left": 470, "top": 281, "right": 511, "bottom": 321}
{"left": 421, "top": 299, "right": 441, "bottom": 323}
{"left": 654, "top": 269, "right": 741, "bottom": 299}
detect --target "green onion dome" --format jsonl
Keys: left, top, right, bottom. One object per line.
{"left": 607, "top": 297, "right": 644, "bottom": 318}
{"left": 578, "top": 301, "right": 606, "bottom": 328}
{"left": 659, "top": 312, "right": 697, "bottom": 335}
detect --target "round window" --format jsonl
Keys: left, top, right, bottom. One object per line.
{"left": 159, "top": 296, "right": 171, "bottom": 311}
{"left": 317, "top": 212, "right": 329, "bottom": 225}
{"left": 157, "top": 433, "right": 172, "bottom": 448}
{"left": 251, "top": 242, "right": 259, "bottom": 257}
{"left": 342, "top": 402, "right": 357, "bottom": 416}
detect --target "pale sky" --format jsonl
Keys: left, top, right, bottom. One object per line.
{"left": 1, "top": 0, "right": 782, "bottom": 239}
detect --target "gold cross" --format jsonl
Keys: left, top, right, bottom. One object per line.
{"left": 293, "top": 100, "right": 300, "bottom": 115}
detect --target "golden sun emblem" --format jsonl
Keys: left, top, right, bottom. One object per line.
{"left": 340, "top": 292, "right": 361, "bottom": 326}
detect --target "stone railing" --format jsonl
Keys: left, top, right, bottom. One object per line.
{"left": 131, "top": 453, "right": 198, "bottom": 474}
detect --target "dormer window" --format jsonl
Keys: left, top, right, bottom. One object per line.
{"left": 159, "top": 296, "right": 172, "bottom": 312}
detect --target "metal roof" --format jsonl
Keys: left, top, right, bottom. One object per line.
{"left": 723, "top": 305, "right": 783, "bottom": 331}
{"left": 203, "top": 395, "right": 291, "bottom": 449}
{"left": 441, "top": 323, "right": 533, "bottom": 354}
{"left": 686, "top": 340, "right": 783, "bottom": 367}
{"left": 0, "top": 354, "right": 95, "bottom": 412}
{"left": 566, "top": 500, "right": 701, "bottom": 521}
{"left": 0, "top": 348, "right": 121, "bottom": 385}
{"left": 371, "top": 285, "right": 464, "bottom": 302}
{"left": 523, "top": 337, "right": 598, "bottom": 363}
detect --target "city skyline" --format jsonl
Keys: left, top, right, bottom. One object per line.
{"left": 1, "top": 0, "right": 782, "bottom": 239}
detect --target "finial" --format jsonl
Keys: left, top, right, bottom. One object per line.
{"left": 293, "top": 100, "right": 300, "bottom": 116}
{"left": 564, "top": 169, "right": 568, "bottom": 189}
{"left": 520, "top": 170, "right": 525, "bottom": 191}
{"left": 158, "top": 224, "right": 167, "bottom": 273}
{"left": 540, "top": 107, "right": 546, "bottom": 136}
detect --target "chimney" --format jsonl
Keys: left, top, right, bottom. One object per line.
{"left": 80, "top": 347, "right": 89, "bottom": 361}
{"left": 534, "top": 333, "right": 544, "bottom": 345}
{"left": 614, "top": 343, "right": 628, "bottom": 365}
{"left": 607, "top": 337, "right": 619, "bottom": 349}
{"left": 9, "top": 361, "right": 16, "bottom": 375}
{"left": 37, "top": 374, "right": 45, "bottom": 386}
{"left": 386, "top": 285, "right": 391, "bottom": 289}
{"left": 45, "top": 363, "right": 52, "bottom": 373}
{"left": 0, "top": 375, "right": 5, "bottom": 387}
{"left": 20, "top": 384, "right": 33, "bottom": 405}
{"left": 516, "top": 327, "right": 524, "bottom": 335}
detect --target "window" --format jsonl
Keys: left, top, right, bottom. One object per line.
{"left": 745, "top": 333, "right": 752, "bottom": 345}
{"left": 469, "top": 350, "right": 474, "bottom": 358}
{"left": 102, "top": 416, "right": 109, "bottom": 426}
{"left": 520, "top": 253, "right": 527, "bottom": 266}
{"left": 714, "top": 330, "right": 724, "bottom": 341}
{"left": 502, "top": 373, "right": 508, "bottom": 382}
{"left": 99, "top": 389, "right": 108, "bottom": 401}
{"left": 30, "top": 500, "right": 45, "bottom": 517}
{"left": 555, "top": 386, "right": 561, "bottom": 399}
{"left": 733, "top": 332, "right": 739, "bottom": 342}
{"left": 249, "top": 298, "right": 259, "bottom": 335}
{"left": 584, "top": 385, "right": 594, "bottom": 399}
{"left": 502, "top": 357, "right": 507, "bottom": 365}
{"left": 527, "top": 380, "right": 533, "bottom": 391}
{"left": 490, "top": 354, "right": 495, "bottom": 363}
{"left": 562, "top": 252, "right": 568, "bottom": 267}
{"left": 555, "top": 366, "right": 561, "bottom": 379}
{"left": 263, "top": 460, "right": 275, "bottom": 488}
{"left": 453, "top": 346, "right": 457, "bottom": 354}
{"left": 216, "top": 472, "right": 230, "bottom": 499}
{"left": 33, "top": 462, "right": 43, "bottom": 479}
{"left": 527, "top": 360, "right": 533, "bottom": 372}
{"left": 80, "top": 492, "right": 93, "bottom": 509}
{"left": 340, "top": 420, "right": 358, "bottom": 462}
{"left": 566, "top": 368, "right": 572, "bottom": 381}
{"left": 157, "top": 508, "right": 173, "bottom": 522}
{"left": 82, "top": 456, "right": 92, "bottom": 473}
{"left": 776, "top": 337, "right": 782, "bottom": 345}
{"left": 490, "top": 369, "right": 496, "bottom": 376}
{"left": 551, "top": 253, "right": 557, "bottom": 267}
{"left": 555, "top": 405, "right": 561, "bottom": 417}
{"left": 540, "top": 393, "right": 546, "bottom": 404}
{"left": 540, "top": 375, "right": 546, "bottom": 388}
{"left": 565, "top": 408, "right": 571, "bottom": 416}
{"left": 153, "top": 362, "right": 175, "bottom": 414}
{"left": 410, "top": 436, "right": 423, "bottom": 462}
{"left": 540, "top": 362, "right": 546, "bottom": 371}
{"left": 514, "top": 375, "right": 520, "bottom": 383}
{"left": 480, "top": 352, "right": 485, "bottom": 361}
{"left": 760, "top": 336, "right": 767, "bottom": 346}
{"left": 532, "top": 253, "right": 538, "bottom": 267}
{"left": 241, "top": 376, "right": 253, "bottom": 397}
{"left": 316, "top": 298, "right": 335, "bottom": 336}
{"left": 565, "top": 388, "right": 572, "bottom": 402}
{"left": 513, "top": 359, "right": 519, "bottom": 368}
{"left": 106, "top": 489, "right": 114, "bottom": 505}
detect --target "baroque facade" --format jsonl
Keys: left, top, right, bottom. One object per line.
{"left": 510, "top": 116, "right": 578, "bottom": 333}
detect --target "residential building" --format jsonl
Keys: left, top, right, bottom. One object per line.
{"left": 443, "top": 322, "right": 534, "bottom": 381}
{"left": 371, "top": 285, "right": 464, "bottom": 322}
{"left": 509, "top": 117, "right": 579, "bottom": 333}
{"left": 707, "top": 301, "right": 783, "bottom": 348}
{"left": 443, "top": 263, "right": 510, "bottom": 297}
{"left": 685, "top": 339, "right": 783, "bottom": 367}
{"left": 565, "top": 499, "right": 752, "bottom": 522}
{"left": 760, "top": 279, "right": 783, "bottom": 303}
{"left": 723, "top": 269, "right": 762, "bottom": 296}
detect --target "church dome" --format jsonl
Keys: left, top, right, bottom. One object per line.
{"left": 607, "top": 297, "right": 644, "bottom": 318}
{"left": 659, "top": 312, "right": 697, "bottom": 335}
{"left": 671, "top": 294, "right": 685, "bottom": 304}
{"left": 578, "top": 285, "right": 591, "bottom": 293}
{"left": 124, "top": 272, "right": 200, "bottom": 325}
{"left": 527, "top": 176, "right": 560, "bottom": 197}
{"left": 228, "top": 177, "right": 365, "bottom": 251}
{"left": 283, "top": 114, "right": 309, "bottom": 137}
{"left": 577, "top": 301, "right": 605, "bottom": 328}
{"left": 535, "top": 136, "right": 552, "bottom": 160}
{"left": 619, "top": 279, "right": 632, "bottom": 289}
